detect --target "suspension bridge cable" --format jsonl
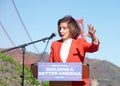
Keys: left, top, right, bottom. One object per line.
{"left": 11, "top": 0, "right": 40, "bottom": 53}
{"left": 0, "top": 21, "right": 21, "bottom": 54}
{"left": 0, "top": 21, "right": 16, "bottom": 47}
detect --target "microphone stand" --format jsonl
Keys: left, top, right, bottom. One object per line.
{"left": 1, "top": 33, "right": 55, "bottom": 86}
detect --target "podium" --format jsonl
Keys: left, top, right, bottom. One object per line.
{"left": 31, "top": 63, "right": 89, "bottom": 86}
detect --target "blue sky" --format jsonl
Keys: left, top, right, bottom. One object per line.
{"left": 0, "top": 0, "right": 120, "bottom": 67}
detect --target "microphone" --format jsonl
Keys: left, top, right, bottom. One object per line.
{"left": 49, "top": 33, "right": 56, "bottom": 39}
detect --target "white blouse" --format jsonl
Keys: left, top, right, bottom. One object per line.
{"left": 60, "top": 38, "right": 72, "bottom": 62}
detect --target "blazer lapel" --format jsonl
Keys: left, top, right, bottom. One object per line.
{"left": 57, "top": 40, "right": 63, "bottom": 62}
{"left": 66, "top": 39, "right": 76, "bottom": 62}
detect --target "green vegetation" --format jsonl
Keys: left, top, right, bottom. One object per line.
{"left": 0, "top": 52, "right": 49, "bottom": 86}
{"left": 1, "top": 51, "right": 120, "bottom": 86}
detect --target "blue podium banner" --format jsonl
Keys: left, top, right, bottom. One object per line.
{"left": 38, "top": 62, "right": 82, "bottom": 81}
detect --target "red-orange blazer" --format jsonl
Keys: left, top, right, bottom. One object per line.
{"left": 49, "top": 38, "right": 100, "bottom": 86}
{"left": 49, "top": 38, "right": 100, "bottom": 63}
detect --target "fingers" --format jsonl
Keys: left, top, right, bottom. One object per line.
{"left": 88, "top": 24, "right": 96, "bottom": 32}
{"left": 87, "top": 24, "right": 96, "bottom": 38}
{"left": 88, "top": 24, "right": 94, "bottom": 30}
{"left": 82, "top": 24, "right": 96, "bottom": 38}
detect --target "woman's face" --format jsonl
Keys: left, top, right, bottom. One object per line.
{"left": 59, "top": 22, "right": 71, "bottom": 40}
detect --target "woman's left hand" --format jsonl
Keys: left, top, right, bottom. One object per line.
{"left": 88, "top": 24, "right": 96, "bottom": 38}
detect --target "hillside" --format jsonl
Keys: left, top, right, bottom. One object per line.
{"left": 0, "top": 52, "right": 40, "bottom": 86}
{"left": 1, "top": 48, "right": 49, "bottom": 68}
{"left": 1, "top": 48, "right": 120, "bottom": 86}
{"left": 88, "top": 59, "right": 120, "bottom": 86}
